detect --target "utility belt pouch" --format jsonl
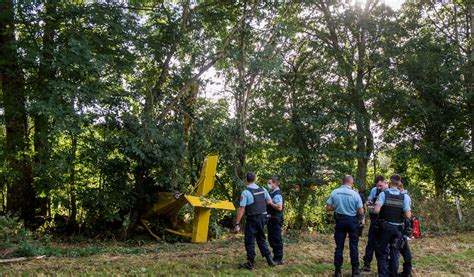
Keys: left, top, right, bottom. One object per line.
{"left": 404, "top": 226, "right": 413, "bottom": 237}
{"left": 403, "top": 218, "right": 413, "bottom": 236}
{"left": 400, "top": 236, "right": 406, "bottom": 249}
{"left": 358, "top": 223, "right": 364, "bottom": 237}
{"left": 391, "top": 237, "right": 402, "bottom": 250}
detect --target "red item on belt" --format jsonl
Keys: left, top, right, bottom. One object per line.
{"left": 412, "top": 217, "right": 421, "bottom": 239}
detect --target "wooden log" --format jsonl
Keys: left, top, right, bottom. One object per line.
{"left": 0, "top": 255, "right": 45, "bottom": 264}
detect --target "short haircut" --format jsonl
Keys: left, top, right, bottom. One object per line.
{"left": 342, "top": 175, "right": 353, "bottom": 183}
{"left": 374, "top": 175, "right": 386, "bottom": 184}
{"left": 390, "top": 174, "right": 402, "bottom": 182}
{"left": 390, "top": 174, "right": 402, "bottom": 186}
{"left": 246, "top": 172, "right": 256, "bottom": 183}
{"left": 270, "top": 176, "right": 278, "bottom": 184}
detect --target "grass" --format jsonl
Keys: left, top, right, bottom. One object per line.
{"left": 1, "top": 232, "right": 473, "bottom": 276}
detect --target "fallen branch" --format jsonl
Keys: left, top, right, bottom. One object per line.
{"left": 0, "top": 255, "right": 46, "bottom": 264}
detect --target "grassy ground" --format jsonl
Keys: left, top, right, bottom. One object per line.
{"left": 1, "top": 232, "right": 473, "bottom": 276}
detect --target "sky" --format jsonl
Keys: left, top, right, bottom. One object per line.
{"left": 382, "top": 0, "right": 405, "bottom": 10}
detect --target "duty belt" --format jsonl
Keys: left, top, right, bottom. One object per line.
{"left": 248, "top": 212, "right": 267, "bottom": 217}
{"left": 335, "top": 213, "right": 357, "bottom": 220}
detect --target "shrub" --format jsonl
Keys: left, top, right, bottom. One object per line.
{"left": 0, "top": 215, "right": 58, "bottom": 258}
{"left": 412, "top": 196, "right": 474, "bottom": 235}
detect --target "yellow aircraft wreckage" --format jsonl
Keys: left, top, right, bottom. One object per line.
{"left": 141, "top": 155, "right": 235, "bottom": 243}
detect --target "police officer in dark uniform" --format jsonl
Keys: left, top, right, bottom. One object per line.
{"left": 326, "top": 175, "right": 364, "bottom": 277}
{"left": 398, "top": 182, "right": 413, "bottom": 277}
{"left": 267, "top": 176, "right": 284, "bottom": 265}
{"left": 374, "top": 174, "right": 412, "bottom": 277}
{"left": 234, "top": 172, "right": 276, "bottom": 270}
{"left": 362, "top": 175, "right": 388, "bottom": 272}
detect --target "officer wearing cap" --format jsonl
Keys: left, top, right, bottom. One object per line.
{"left": 374, "top": 174, "right": 412, "bottom": 277}
{"left": 362, "top": 175, "right": 388, "bottom": 272}
{"left": 234, "top": 172, "right": 276, "bottom": 270}
{"left": 398, "top": 182, "right": 413, "bottom": 277}
{"left": 326, "top": 175, "right": 364, "bottom": 277}
{"left": 266, "top": 176, "right": 284, "bottom": 265}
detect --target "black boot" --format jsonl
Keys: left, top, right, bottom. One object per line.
{"left": 362, "top": 263, "right": 371, "bottom": 272}
{"left": 274, "top": 259, "right": 284, "bottom": 265}
{"left": 334, "top": 268, "right": 342, "bottom": 277}
{"left": 265, "top": 255, "right": 276, "bottom": 267}
{"left": 400, "top": 270, "right": 413, "bottom": 277}
{"left": 239, "top": 261, "right": 254, "bottom": 270}
{"left": 352, "top": 267, "right": 361, "bottom": 276}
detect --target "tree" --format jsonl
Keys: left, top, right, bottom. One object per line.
{"left": 122, "top": 1, "right": 243, "bottom": 237}
{"left": 375, "top": 1, "right": 472, "bottom": 196}
{"left": 32, "top": 0, "right": 59, "bottom": 217}
{"left": 217, "top": 1, "right": 288, "bottom": 202}
{"left": 302, "top": 0, "right": 397, "bottom": 190}
{"left": 0, "top": 0, "right": 35, "bottom": 225}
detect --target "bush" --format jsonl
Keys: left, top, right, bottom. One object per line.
{"left": 412, "top": 197, "right": 474, "bottom": 235}
{"left": 0, "top": 215, "right": 58, "bottom": 258}
{"left": 0, "top": 215, "right": 22, "bottom": 249}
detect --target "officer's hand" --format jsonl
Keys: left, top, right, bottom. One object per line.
{"left": 234, "top": 224, "right": 241, "bottom": 234}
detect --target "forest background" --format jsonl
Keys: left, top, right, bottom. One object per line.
{"left": 0, "top": 0, "right": 472, "bottom": 248}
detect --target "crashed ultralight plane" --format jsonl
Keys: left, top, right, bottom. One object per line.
{"left": 141, "top": 155, "right": 235, "bottom": 243}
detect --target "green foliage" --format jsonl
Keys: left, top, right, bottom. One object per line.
{"left": 0, "top": 215, "right": 58, "bottom": 258}
{"left": 412, "top": 197, "right": 474, "bottom": 235}
{"left": 0, "top": 0, "right": 472, "bottom": 239}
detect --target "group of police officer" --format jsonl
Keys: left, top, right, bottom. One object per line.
{"left": 233, "top": 172, "right": 413, "bottom": 277}
{"left": 327, "top": 174, "right": 413, "bottom": 277}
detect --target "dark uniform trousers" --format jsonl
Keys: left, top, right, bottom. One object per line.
{"left": 334, "top": 214, "right": 360, "bottom": 270}
{"left": 363, "top": 217, "right": 378, "bottom": 265}
{"left": 245, "top": 214, "right": 271, "bottom": 262}
{"left": 267, "top": 214, "right": 283, "bottom": 262}
{"left": 400, "top": 236, "right": 412, "bottom": 274}
{"left": 375, "top": 222, "right": 403, "bottom": 277}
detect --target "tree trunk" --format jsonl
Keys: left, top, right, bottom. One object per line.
{"left": 233, "top": 120, "right": 247, "bottom": 203}
{"left": 288, "top": 64, "right": 313, "bottom": 230}
{"left": 294, "top": 185, "right": 310, "bottom": 230}
{"left": 183, "top": 81, "right": 198, "bottom": 184}
{"left": 433, "top": 168, "right": 445, "bottom": 197}
{"left": 353, "top": 18, "right": 373, "bottom": 192}
{"left": 34, "top": 0, "right": 58, "bottom": 217}
{"left": 124, "top": 163, "right": 149, "bottom": 239}
{"left": 1, "top": 186, "right": 5, "bottom": 213}
{"left": 0, "top": 0, "right": 35, "bottom": 226}
{"left": 468, "top": 3, "right": 474, "bottom": 152}
{"left": 232, "top": 1, "right": 249, "bottom": 204}
{"left": 354, "top": 106, "right": 373, "bottom": 192}
{"left": 66, "top": 134, "right": 77, "bottom": 233}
